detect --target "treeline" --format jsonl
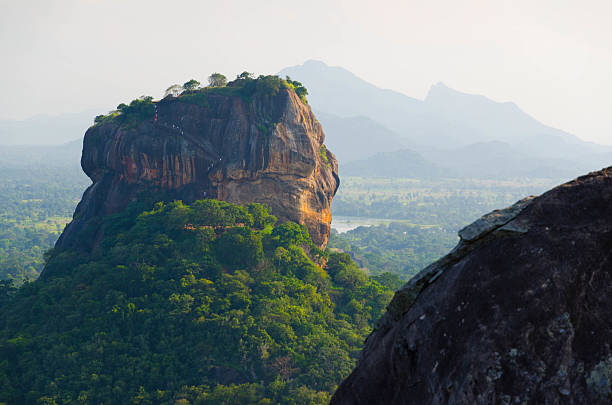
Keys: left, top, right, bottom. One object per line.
{"left": 332, "top": 177, "right": 555, "bottom": 233}
{"left": 332, "top": 191, "right": 547, "bottom": 232}
{"left": 0, "top": 143, "right": 89, "bottom": 282}
{"left": 332, "top": 194, "right": 500, "bottom": 231}
{"left": 328, "top": 222, "right": 457, "bottom": 280}
{"left": 165, "top": 72, "right": 308, "bottom": 102}
{"left": 94, "top": 72, "right": 309, "bottom": 128}
{"left": 0, "top": 199, "right": 393, "bottom": 404}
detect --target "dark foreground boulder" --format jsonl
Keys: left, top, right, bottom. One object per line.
{"left": 331, "top": 168, "right": 612, "bottom": 404}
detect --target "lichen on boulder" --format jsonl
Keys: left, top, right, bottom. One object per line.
{"left": 587, "top": 357, "right": 612, "bottom": 400}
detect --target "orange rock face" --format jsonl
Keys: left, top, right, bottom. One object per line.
{"left": 56, "top": 88, "right": 339, "bottom": 252}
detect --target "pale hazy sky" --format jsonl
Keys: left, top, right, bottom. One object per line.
{"left": 2, "top": 0, "right": 612, "bottom": 144}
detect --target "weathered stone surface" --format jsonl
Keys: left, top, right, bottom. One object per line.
{"left": 332, "top": 168, "right": 612, "bottom": 404}
{"left": 52, "top": 89, "right": 338, "bottom": 257}
{"left": 457, "top": 196, "right": 535, "bottom": 242}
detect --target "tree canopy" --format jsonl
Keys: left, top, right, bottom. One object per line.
{"left": 183, "top": 79, "right": 201, "bottom": 92}
{"left": 284, "top": 76, "right": 308, "bottom": 102}
{"left": 237, "top": 71, "right": 254, "bottom": 80}
{"left": 165, "top": 84, "right": 183, "bottom": 97}
{"left": 208, "top": 73, "right": 227, "bottom": 87}
{"left": 92, "top": 72, "right": 311, "bottom": 130}
{"left": 0, "top": 199, "right": 393, "bottom": 404}
{"left": 93, "top": 96, "right": 155, "bottom": 128}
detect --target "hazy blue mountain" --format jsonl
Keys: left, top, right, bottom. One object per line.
{"left": 280, "top": 60, "right": 461, "bottom": 148}
{"left": 424, "top": 141, "right": 592, "bottom": 179}
{"left": 343, "top": 141, "right": 592, "bottom": 180}
{"left": 316, "top": 111, "right": 404, "bottom": 162}
{"left": 424, "top": 83, "right": 607, "bottom": 158}
{"left": 0, "top": 138, "right": 83, "bottom": 167}
{"left": 280, "top": 60, "right": 610, "bottom": 161}
{"left": 340, "top": 149, "right": 443, "bottom": 178}
{"left": 280, "top": 60, "right": 424, "bottom": 120}
{"left": 0, "top": 110, "right": 98, "bottom": 145}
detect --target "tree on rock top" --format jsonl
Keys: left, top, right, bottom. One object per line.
{"left": 183, "top": 79, "right": 201, "bottom": 92}
{"left": 208, "top": 73, "right": 227, "bottom": 87}
{"left": 164, "top": 84, "right": 183, "bottom": 97}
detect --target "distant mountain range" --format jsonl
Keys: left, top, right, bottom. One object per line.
{"left": 423, "top": 82, "right": 605, "bottom": 158}
{"left": 341, "top": 142, "right": 592, "bottom": 180}
{"left": 0, "top": 110, "right": 98, "bottom": 145}
{"left": 280, "top": 60, "right": 612, "bottom": 180}
{"left": 314, "top": 111, "right": 404, "bottom": 163}
{"left": 341, "top": 149, "right": 443, "bottom": 178}
{"left": 0, "top": 139, "right": 83, "bottom": 167}
{"left": 2, "top": 61, "right": 610, "bottom": 181}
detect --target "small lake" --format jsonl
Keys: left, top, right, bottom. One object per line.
{"left": 331, "top": 216, "right": 403, "bottom": 233}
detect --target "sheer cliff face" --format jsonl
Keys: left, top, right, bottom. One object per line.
{"left": 332, "top": 168, "right": 612, "bottom": 405}
{"left": 55, "top": 89, "right": 338, "bottom": 252}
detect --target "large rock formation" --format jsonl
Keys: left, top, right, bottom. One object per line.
{"left": 53, "top": 86, "right": 338, "bottom": 256}
{"left": 332, "top": 168, "right": 612, "bottom": 404}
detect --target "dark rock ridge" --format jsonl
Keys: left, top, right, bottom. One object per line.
{"left": 52, "top": 88, "right": 338, "bottom": 257}
{"left": 331, "top": 168, "right": 612, "bottom": 404}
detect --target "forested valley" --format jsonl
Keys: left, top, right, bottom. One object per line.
{"left": 0, "top": 198, "right": 394, "bottom": 404}
{"left": 0, "top": 141, "right": 574, "bottom": 404}
{"left": 0, "top": 144, "right": 561, "bottom": 284}
{"left": 328, "top": 176, "right": 559, "bottom": 280}
{"left": 0, "top": 142, "right": 89, "bottom": 282}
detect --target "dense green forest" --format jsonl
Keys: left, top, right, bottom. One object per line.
{"left": 0, "top": 72, "right": 310, "bottom": 284}
{"left": 326, "top": 176, "right": 558, "bottom": 279}
{"left": 0, "top": 150, "right": 559, "bottom": 284}
{"left": 328, "top": 222, "right": 457, "bottom": 279}
{"left": 0, "top": 199, "right": 393, "bottom": 404}
{"left": 332, "top": 176, "right": 557, "bottom": 231}
{"left": 0, "top": 143, "right": 89, "bottom": 282}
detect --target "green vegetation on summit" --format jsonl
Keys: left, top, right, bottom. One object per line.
{"left": 93, "top": 72, "right": 309, "bottom": 130}
{"left": 93, "top": 96, "right": 155, "bottom": 128}
{"left": 0, "top": 199, "right": 392, "bottom": 404}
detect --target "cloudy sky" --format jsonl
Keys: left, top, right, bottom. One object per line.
{"left": 2, "top": 0, "right": 611, "bottom": 144}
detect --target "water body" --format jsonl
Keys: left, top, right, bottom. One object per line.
{"left": 331, "top": 216, "right": 410, "bottom": 233}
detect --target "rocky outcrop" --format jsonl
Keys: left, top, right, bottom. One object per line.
{"left": 52, "top": 87, "right": 338, "bottom": 257}
{"left": 331, "top": 168, "right": 612, "bottom": 404}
